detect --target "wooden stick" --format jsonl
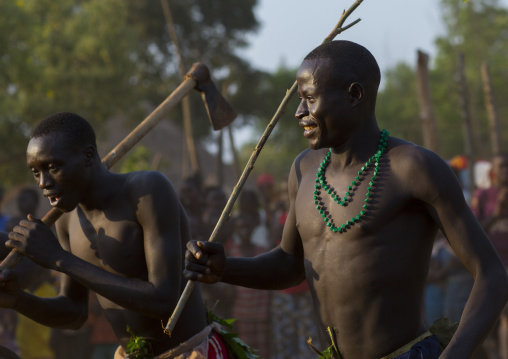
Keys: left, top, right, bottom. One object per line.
{"left": 457, "top": 52, "right": 475, "bottom": 199}
{"left": 164, "top": 0, "right": 364, "bottom": 336}
{"left": 416, "top": 50, "right": 440, "bottom": 153}
{"left": 0, "top": 77, "right": 198, "bottom": 271}
{"left": 161, "top": 0, "right": 201, "bottom": 176}
{"left": 481, "top": 61, "right": 501, "bottom": 155}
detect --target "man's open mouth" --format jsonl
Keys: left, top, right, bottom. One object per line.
{"left": 47, "top": 193, "right": 62, "bottom": 206}
{"left": 302, "top": 124, "right": 318, "bottom": 138}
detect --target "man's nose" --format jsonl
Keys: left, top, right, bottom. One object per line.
{"left": 38, "top": 172, "right": 53, "bottom": 189}
{"left": 295, "top": 100, "right": 308, "bottom": 119}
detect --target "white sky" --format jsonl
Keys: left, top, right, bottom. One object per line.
{"left": 241, "top": 0, "right": 507, "bottom": 73}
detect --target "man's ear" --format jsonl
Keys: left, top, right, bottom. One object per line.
{"left": 83, "top": 145, "right": 97, "bottom": 166}
{"left": 348, "top": 82, "right": 364, "bottom": 106}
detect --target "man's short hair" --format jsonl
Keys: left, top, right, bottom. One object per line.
{"left": 31, "top": 112, "right": 97, "bottom": 149}
{"left": 304, "top": 40, "right": 381, "bottom": 91}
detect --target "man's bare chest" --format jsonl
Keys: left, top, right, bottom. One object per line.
{"left": 295, "top": 165, "right": 412, "bottom": 237}
{"left": 67, "top": 210, "right": 146, "bottom": 277}
{"left": 295, "top": 166, "right": 436, "bottom": 287}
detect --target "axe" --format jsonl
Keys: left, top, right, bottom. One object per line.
{"left": 0, "top": 62, "right": 236, "bottom": 271}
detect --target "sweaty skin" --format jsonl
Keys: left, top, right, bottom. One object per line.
{"left": 185, "top": 56, "right": 508, "bottom": 358}
{"left": 4, "top": 131, "right": 207, "bottom": 355}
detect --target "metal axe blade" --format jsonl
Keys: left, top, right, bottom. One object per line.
{"left": 186, "top": 63, "right": 237, "bottom": 131}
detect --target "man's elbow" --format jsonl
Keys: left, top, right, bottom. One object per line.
{"left": 137, "top": 291, "right": 176, "bottom": 320}
{"left": 60, "top": 308, "right": 89, "bottom": 330}
{"left": 483, "top": 263, "right": 508, "bottom": 304}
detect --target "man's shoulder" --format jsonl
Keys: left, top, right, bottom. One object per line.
{"left": 293, "top": 148, "right": 327, "bottom": 171}
{"left": 122, "top": 171, "right": 179, "bottom": 211}
{"left": 123, "top": 170, "right": 174, "bottom": 193}
{"left": 388, "top": 137, "right": 447, "bottom": 172}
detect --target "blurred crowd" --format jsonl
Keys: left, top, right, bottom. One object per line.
{"left": 423, "top": 154, "right": 508, "bottom": 359}
{"left": 0, "top": 154, "right": 507, "bottom": 359}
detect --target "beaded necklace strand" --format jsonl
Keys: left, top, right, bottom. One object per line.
{"left": 313, "top": 129, "right": 390, "bottom": 233}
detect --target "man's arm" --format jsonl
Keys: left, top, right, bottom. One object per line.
{"left": 0, "top": 229, "right": 89, "bottom": 329}
{"left": 407, "top": 146, "right": 508, "bottom": 358}
{"left": 7, "top": 171, "right": 186, "bottom": 320}
{"left": 185, "top": 156, "right": 307, "bottom": 290}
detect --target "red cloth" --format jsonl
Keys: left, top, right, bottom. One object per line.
{"left": 208, "top": 332, "right": 230, "bottom": 359}
{"left": 88, "top": 292, "right": 117, "bottom": 344}
{"left": 256, "top": 173, "right": 274, "bottom": 187}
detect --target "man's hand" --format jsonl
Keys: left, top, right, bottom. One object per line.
{"left": 0, "top": 269, "right": 22, "bottom": 308}
{"left": 184, "top": 241, "right": 226, "bottom": 284}
{"left": 7, "top": 214, "right": 65, "bottom": 269}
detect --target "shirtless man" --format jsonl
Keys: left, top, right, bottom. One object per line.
{"left": 1, "top": 112, "right": 228, "bottom": 358}
{"left": 184, "top": 41, "right": 508, "bottom": 358}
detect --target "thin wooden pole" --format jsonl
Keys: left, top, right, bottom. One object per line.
{"left": 457, "top": 52, "right": 476, "bottom": 197}
{"left": 161, "top": 0, "right": 201, "bottom": 176}
{"left": 481, "top": 61, "right": 501, "bottom": 155}
{"left": 416, "top": 50, "right": 440, "bottom": 153}
{"left": 217, "top": 129, "right": 224, "bottom": 187}
{"left": 227, "top": 126, "right": 241, "bottom": 180}
{"left": 164, "top": 0, "right": 364, "bottom": 336}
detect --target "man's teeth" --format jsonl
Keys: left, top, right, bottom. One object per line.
{"left": 304, "top": 126, "right": 315, "bottom": 131}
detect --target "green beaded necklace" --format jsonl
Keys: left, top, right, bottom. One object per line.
{"left": 313, "top": 129, "right": 390, "bottom": 233}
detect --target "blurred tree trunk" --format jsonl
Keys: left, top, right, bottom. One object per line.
{"left": 416, "top": 50, "right": 440, "bottom": 153}
{"left": 161, "top": 0, "right": 200, "bottom": 177}
{"left": 481, "top": 61, "right": 501, "bottom": 156}
{"left": 457, "top": 52, "right": 475, "bottom": 195}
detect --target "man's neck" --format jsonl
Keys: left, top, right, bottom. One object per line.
{"left": 329, "top": 120, "right": 381, "bottom": 169}
{"left": 79, "top": 164, "right": 120, "bottom": 212}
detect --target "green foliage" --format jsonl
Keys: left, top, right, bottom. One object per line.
{"left": 126, "top": 325, "right": 154, "bottom": 359}
{"left": 118, "top": 145, "right": 153, "bottom": 173}
{"left": 431, "top": 0, "right": 508, "bottom": 159}
{"left": 0, "top": 0, "right": 260, "bottom": 189}
{"left": 207, "top": 310, "right": 260, "bottom": 359}
{"left": 428, "top": 317, "right": 459, "bottom": 348}
{"left": 306, "top": 327, "right": 341, "bottom": 358}
{"left": 376, "top": 63, "right": 421, "bottom": 145}
{"left": 235, "top": 65, "right": 306, "bottom": 181}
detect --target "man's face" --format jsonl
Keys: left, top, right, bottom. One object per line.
{"left": 179, "top": 182, "right": 199, "bottom": 209}
{"left": 493, "top": 155, "right": 508, "bottom": 187}
{"left": 26, "top": 132, "right": 89, "bottom": 212}
{"left": 295, "top": 58, "right": 353, "bottom": 150}
{"left": 235, "top": 217, "right": 254, "bottom": 244}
